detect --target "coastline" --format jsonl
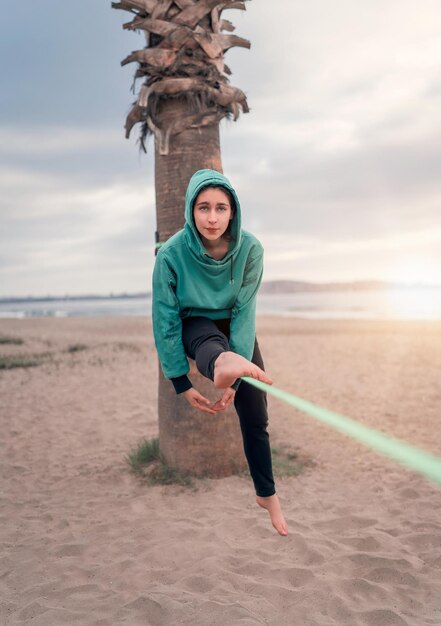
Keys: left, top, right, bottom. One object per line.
{"left": 2, "top": 286, "right": 441, "bottom": 321}
{"left": 1, "top": 316, "right": 441, "bottom": 625}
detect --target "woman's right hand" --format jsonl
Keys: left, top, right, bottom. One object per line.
{"left": 182, "top": 388, "right": 217, "bottom": 414}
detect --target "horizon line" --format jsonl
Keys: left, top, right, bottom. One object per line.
{"left": 1, "top": 278, "right": 440, "bottom": 301}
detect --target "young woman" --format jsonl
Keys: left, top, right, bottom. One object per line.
{"left": 152, "top": 169, "right": 288, "bottom": 536}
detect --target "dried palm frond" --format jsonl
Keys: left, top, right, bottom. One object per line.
{"left": 113, "top": 0, "right": 251, "bottom": 154}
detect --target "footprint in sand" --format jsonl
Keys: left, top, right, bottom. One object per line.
{"left": 53, "top": 543, "right": 86, "bottom": 557}
{"left": 358, "top": 607, "right": 410, "bottom": 626}
{"left": 364, "top": 567, "right": 418, "bottom": 586}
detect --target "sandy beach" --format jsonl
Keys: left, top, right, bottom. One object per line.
{"left": 1, "top": 315, "right": 441, "bottom": 626}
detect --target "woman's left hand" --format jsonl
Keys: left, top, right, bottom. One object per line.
{"left": 212, "top": 387, "right": 236, "bottom": 412}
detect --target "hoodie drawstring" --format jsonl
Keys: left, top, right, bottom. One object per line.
{"left": 230, "top": 257, "right": 234, "bottom": 284}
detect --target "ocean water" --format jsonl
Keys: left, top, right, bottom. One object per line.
{"left": 1, "top": 288, "right": 441, "bottom": 321}
{"left": 257, "top": 289, "right": 441, "bottom": 320}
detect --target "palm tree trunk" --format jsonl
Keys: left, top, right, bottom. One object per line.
{"left": 154, "top": 97, "right": 222, "bottom": 240}
{"left": 155, "top": 97, "right": 246, "bottom": 477}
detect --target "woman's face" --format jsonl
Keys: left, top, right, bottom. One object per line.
{"left": 193, "top": 187, "right": 233, "bottom": 244}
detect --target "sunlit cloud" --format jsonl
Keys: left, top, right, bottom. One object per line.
{"left": 262, "top": 227, "right": 441, "bottom": 261}
{"left": 259, "top": 228, "right": 441, "bottom": 285}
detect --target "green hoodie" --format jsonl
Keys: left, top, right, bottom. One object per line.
{"left": 152, "top": 168, "right": 263, "bottom": 380}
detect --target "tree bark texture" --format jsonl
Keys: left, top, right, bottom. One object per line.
{"left": 158, "top": 362, "right": 246, "bottom": 478}
{"left": 154, "top": 97, "right": 222, "bottom": 241}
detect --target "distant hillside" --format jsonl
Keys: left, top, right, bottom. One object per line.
{"left": 259, "top": 280, "right": 438, "bottom": 294}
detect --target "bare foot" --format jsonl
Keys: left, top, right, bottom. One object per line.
{"left": 256, "top": 494, "right": 288, "bottom": 536}
{"left": 213, "top": 351, "right": 273, "bottom": 389}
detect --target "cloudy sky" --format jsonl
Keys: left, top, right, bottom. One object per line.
{"left": 1, "top": 0, "right": 440, "bottom": 297}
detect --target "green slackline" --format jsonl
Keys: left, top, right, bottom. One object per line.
{"left": 242, "top": 377, "right": 441, "bottom": 487}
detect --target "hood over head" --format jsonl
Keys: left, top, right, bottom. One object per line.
{"left": 184, "top": 169, "right": 242, "bottom": 263}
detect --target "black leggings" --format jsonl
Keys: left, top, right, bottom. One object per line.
{"left": 182, "top": 316, "right": 276, "bottom": 497}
